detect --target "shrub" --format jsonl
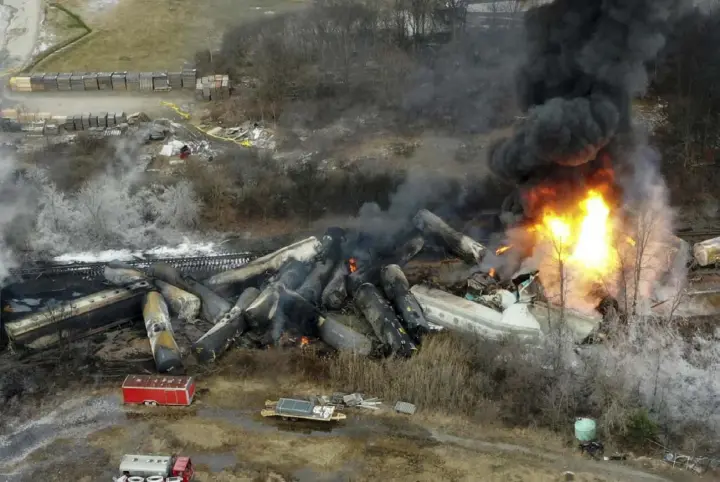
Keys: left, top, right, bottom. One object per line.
{"left": 623, "top": 408, "right": 660, "bottom": 448}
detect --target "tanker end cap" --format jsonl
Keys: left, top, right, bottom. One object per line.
{"left": 153, "top": 343, "right": 184, "bottom": 373}
{"left": 460, "top": 236, "right": 487, "bottom": 263}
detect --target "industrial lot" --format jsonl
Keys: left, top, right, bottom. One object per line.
{"left": 2, "top": 0, "right": 720, "bottom": 481}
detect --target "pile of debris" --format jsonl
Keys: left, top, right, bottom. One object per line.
{"left": 1, "top": 209, "right": 614, "bottom": 373}
{"left": 204, "top": 122, "right": 276, "bottom": 150}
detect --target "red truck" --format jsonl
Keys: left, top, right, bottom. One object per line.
{"left": 121, "top": 375, "right": 196, "bottom": 406}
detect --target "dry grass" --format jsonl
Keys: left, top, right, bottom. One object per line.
{"left": 327, "top": 333, "right": 490, "bottom": 414}
{"left": 79, "top": 412, "right": 630, "bottom": 482}
{"left": 8, "top": 353, "right": 683, "bottom": 482}
{"left": 40, "top": 0, "right": 309, "bottom": 72}
{"left": 202, "top": 331, "right": 662, "bottom": 451}
{"left": 37, "top": 4, "right": 87, "bottom": 51}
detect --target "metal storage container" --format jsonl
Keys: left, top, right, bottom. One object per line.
{"left": 182, "top": 68, "right": 197, "bottom": 89}
{"left": 126, "top": 72, "right": 140, "bottom": 91}
{"left": 30, "top": 74, "right": 46, "bottom": 91}
{"left": 73, "top": 115, "right": 83, "bottom": 130}
{"left": 57, "top": 73, "right": 72, "bottom": 91}
{"left": 112, "top": 72, "right": 127, "bottom": 90}
{"left": 89, "top": 114, "right": 99, "bottom": 128}
{"left": 139, "top": 72, "right": 153, "bottom": 91}
{"left": 70, "top": 73, "right": 85, "bottom": 91}
{"left": 83, "top": 73, "right": 99, "bottom": 90}
{"left": 152, "top": 72, "right": 169, "bottom": 91}
{"left": 97, "top": 72, "right": 112, "bottom": 90}
{"left": 43, "top": 73, "right": 59, "bottom": 91}
{"left": 12, "top": 76, "right": 32, "bottom": 92}
{"left": 97, "top": 112, "right": 108, "bottom": 128}
{"left": 168, "top": 72, "right": 183, "bottom": 89}
{"left": 107, "top": 113, "right": 116, "bottom": 126}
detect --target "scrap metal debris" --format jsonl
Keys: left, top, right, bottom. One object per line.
{"left": 394, "top": 401, "right": 417, "bottom": 415}
{"left": 664, "top": 452, "right": 719, "bottom": 475}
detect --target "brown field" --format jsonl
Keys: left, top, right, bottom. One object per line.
{"left": 12, "top": 374, "right": 688, "bottom": 482}
{"left": 0, "top": 332, "right": 701, "bottom": 482}
{"left": 37, "top": 0, "right": 309, "bottom": 72}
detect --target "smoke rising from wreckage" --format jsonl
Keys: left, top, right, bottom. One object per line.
{"left": 485, "top": 0, "right": 690, "bottom": 315}
{"left": 3, "top": 1, "right": 720, "bottom": 474}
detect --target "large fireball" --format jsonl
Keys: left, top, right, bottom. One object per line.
{"left": 529, "top": 190, "right": 619, "bottom": 313}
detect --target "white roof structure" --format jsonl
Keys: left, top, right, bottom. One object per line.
{"left": 120, "top": 455, "right": 173, "bottom": 476}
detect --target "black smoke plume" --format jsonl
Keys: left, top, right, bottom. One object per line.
{"left": 490, "top": 0, "right": 685, "bottom": 204}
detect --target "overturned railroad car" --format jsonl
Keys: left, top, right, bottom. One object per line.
{"left": 2, "top": 280, "right": 151, "bottom": 349}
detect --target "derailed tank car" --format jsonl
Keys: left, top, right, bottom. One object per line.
{"left": 2, "top": 280, "right": 151, "bottom": 350}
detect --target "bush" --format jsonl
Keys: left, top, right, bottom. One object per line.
{"left": 183, "top": 151, "right": 404, "bottom": 229}
{"left": 623, "top": 408, "right": 659, "bottom": 448}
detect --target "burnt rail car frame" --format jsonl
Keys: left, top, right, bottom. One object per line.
{"left": 9, "top": 253, "right": 261, "bottom": 279}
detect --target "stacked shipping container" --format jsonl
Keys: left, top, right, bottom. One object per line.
{"left": 1, "top": 109, "right": 128, "bottom": 134}
{"left": 195, "top": 74, "right": 230, "bottom": 101}
{"left": 9, "top": 68, "right": 200, "bottom": 94}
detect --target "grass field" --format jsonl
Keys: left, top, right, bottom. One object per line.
{"left": 34, "top": 3, "right": 87, "bottom": 55}
{"left": 36, "top": 0, "right": 308, "bottom": 72}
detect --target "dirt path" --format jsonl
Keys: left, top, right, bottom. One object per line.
{"left": 2, "top": 90, "right": 198, "bottom": 117}
{"left": 430, "top": 430, "right": 679, "bottom": 482}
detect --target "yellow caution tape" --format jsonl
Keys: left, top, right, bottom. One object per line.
{"left": 159, "top": 101, "right": 256, "bottom": 148}
{"left": 193, "top": 124, "right": 255, "bottom": 148}
{"left": 159, "top": 101, "right": 191, "bottom": 119}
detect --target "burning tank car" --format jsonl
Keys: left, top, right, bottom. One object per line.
{"left": 1, "top": 208, "right": 687, "bottom": 374}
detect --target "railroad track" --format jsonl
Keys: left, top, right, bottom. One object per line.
{"left": 9, "top": 252, "right": 262, "bottom": 278}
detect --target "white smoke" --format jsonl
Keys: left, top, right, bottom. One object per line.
{"left": 615, "top": 143, "right": 684, "bottom": 315}
{"left": 0, "top": 152, "right": 35, "bottom": 283}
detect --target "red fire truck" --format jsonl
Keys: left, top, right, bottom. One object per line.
{"left": 121, "top": 375, "right": 196, "bottom": 406}
{"left": 117, "top": 454, "right": 194, "bottom": 482}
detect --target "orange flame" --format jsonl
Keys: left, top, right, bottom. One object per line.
{"left": 489, "top": 268, "right": 496, "bottom": 278}
{"left": 531, "top": 189, "right": 618, "bottom": 312}
{"left": 495, "top": 245, "right": 513, "bottom": 256}
{"left": 348, "top": 258, "right": 358, "bottom": 273}
{"left": 300, "top": 336, "right": 310, "bottom": 346}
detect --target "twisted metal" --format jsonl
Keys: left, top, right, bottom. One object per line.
{"left": 9, "top": 253, "right": 260, "bottom": 279}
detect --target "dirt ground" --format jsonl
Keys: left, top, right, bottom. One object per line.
{"left": 3, "top": 89, "right": 198, "bottom": 117}
{"left": 0, "top": 359, "right": 700, "bottom": 482}
{"left": 37, "top": 0, "right": 309, "bottom": 72}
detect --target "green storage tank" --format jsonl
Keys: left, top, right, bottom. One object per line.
{"left": 574, "top": 418, "right": 597, "bottom": 442}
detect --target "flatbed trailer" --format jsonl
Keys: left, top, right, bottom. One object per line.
{"left": 261, "top": 398, "right": 347, "bottom": 422}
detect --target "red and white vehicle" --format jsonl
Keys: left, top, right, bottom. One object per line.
{"left": 116, "top": 454, "right": 194, "bottom": 482}
{"left": 121, "top": 375, "right": 196, "bottom": 406}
